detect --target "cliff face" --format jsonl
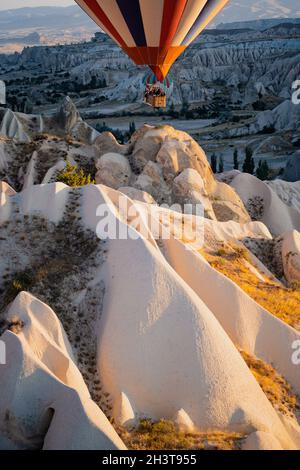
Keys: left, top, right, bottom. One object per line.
{"left": 1, "top": 20, "right": 298, "bottom": 178}
{"left": 215, "top": 2, "right": 300, "bottom": 25}
{"left": 0, "top": 99, "right": 300, "bottom": 450}
{"left": 177, "top": 39, "right": 300, "bottom": 102}
{"left": 1, "top": 24, "right": 299, "bottom": 107}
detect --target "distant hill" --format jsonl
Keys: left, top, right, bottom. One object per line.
{"left": 0, "top": 6, "right": 97, "bottom": 32}
{"left": 215, "top": 0, "right": 300, "bottom": 27}
{"left": 0, "top": 3, "right": 299, "bottom": 35}
{"left": 217, "top": 18, "right": 300, "bottom": 31}
{"left": 0, "top": 32, "right": 40, "bottom": 45}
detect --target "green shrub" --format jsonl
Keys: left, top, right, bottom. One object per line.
{"left": 56, "top": 162, "right": 95, "bottom": 187}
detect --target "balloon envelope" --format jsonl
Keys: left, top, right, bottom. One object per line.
{"left": 75, "top": 0, "right": 230, "bottom": 80}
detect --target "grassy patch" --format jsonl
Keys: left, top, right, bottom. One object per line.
{"left": 56, "top": 162, "right": 95, "bottom": 187}
{"left": 241, "top": 350, "right": 299, "bottom": 418}
{"left": 118, "top": 420, "right": 244, "bottom": 451}
{"left": 202, "top": 243, "right": 300, "bottom": 330}
{"left": 3, "top": 272, "right": 33, "bottom": 304}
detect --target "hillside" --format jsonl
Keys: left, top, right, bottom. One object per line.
{"left": 0, "top": 99, "right": 299, "bottom": 450}
{"left": 1, "top": 18, "right": 299, "bottom": 176}
{"left": 0, "top": 3, "right": 299, "bottom": 40}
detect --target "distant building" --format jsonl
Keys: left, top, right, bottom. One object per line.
{"left": 0, "top": 80, "right": 5, "bottom": 106}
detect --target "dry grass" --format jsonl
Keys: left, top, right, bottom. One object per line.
{"left": 241, "top": 351, "right": 299, "bottom": 418}
{"left": 118, "top": 352, "right": 300, "bottom": 451}
{"left": 202, "top": 243, "right": 300, "bottom": 330}
{"left": 118, "top": 420, "right": 244, "bottom": 451}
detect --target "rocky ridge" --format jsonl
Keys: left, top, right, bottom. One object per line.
{"left": 0, "top": 101, "right": 300, "bottom": 450}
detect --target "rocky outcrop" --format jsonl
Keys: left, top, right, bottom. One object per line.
{"left": 215, "top": 170, "right": 241, "bottom": 185}
{"left": 281, "top": 230, "right": 300, "bottom": 285}
{"left": 0, "top": 181, "right": 16, "bottom": 196}
{"left": 0, "top": 108, "right": 42, "bottom": 142}
{"left": 0, "top": 292, "right": 125, "bottom": 450}
{"left": 94, "top": 132, "right": 129, "bottom": 156}
{"left": 99, "top": 230, "right": 294, "bottom": 444}
{"left": 54, "top": 96, "right": 81, "bottom": 133}
{"left": 254, "top": 136, "right": 294, "bottom": 156}
{"left": 127, "top": 125, "right": 248, "bottom": 222}
{"left": 1, "top": 184, "right": 299, "bottom": 449}
{"left": 2, "top": 20, "right": 299, "bottom": 112}
{"left": 242, "top": 431, "right": 283, "bottom": 450}
{"left": 283, "top": 151, "right": 300, "bottom": 183}
{"left": 231, "top": 173, "right": 300, "bottom": 235}
{"left": 0, "top": 105, "right": 251, "bottom": 223}
{"left": 134, "top": 161, "right": 171, "bottom": 205}
{"left": 48, "top": 96, "right": 99, "bottom": 144}
{"left": 212, "top": 181, "right": 251, "bottom": 223}
{"left": 1, "top": 80, "right": 300, "bottom": 450}
{"left": 254, "top": 101, "right": 300, "bottom": 133}
{"left": 95, "top": 153, "right": 131, "bottom": 189}
{"left": 0, "top": 97, "right": 99, "bottom": 145}
{"left": 118, "top": 187, "right": 156, "bottom": 204}
{"left": 216, "top": 100, "right": 300, "bottom": 139}
{"left": 172, "top": 169, "right": 215, "bottom": 218}
{"left": 156, "top": 137, "right": 214, "bottom": 187}
{"left": 266, "top": 180, "right": 300, "bottom": 212}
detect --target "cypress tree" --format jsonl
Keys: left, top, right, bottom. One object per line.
{"left": 233, "top": 148, "right": 239, "bottom": 170}
{"left": 242, "top": 146, "right": 255, "bottom": 174}
{"left": 211, "top": 154, "right": 217, "bottom": 174}
{"left": 256, "top": 159, "right": 269, "bottom": 180}
{"left": 218, "top": 156, "right": 224, "bottom": 173}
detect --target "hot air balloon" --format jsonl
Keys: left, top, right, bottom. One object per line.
{"left": 75, "top": 0, "right": 230, "bottom": 106}
{"left": 143, "top": 72, "right": 173, "bottom": 107}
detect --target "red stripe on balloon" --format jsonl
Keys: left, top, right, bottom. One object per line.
{"left": 160, "top": 0, "right": 188, "bottom": 49}
{"left": 82, "top": 0, "right": 127, "bottom": 48}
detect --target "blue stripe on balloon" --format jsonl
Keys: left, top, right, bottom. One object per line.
{"left": 181, "top": 0, "right": 213, "bottom": 45}
{"left": 116, "top": 0, "right": 147, "bottom": 47}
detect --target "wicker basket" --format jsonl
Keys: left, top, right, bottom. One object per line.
{"left": 147, "top": 95, "right": 167, "bottom": 108}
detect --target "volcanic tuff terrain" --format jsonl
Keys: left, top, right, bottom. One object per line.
{"left": 0, "top": 11, "right": 300, "bottom": 450}
{"left": 1, "top": 18, "right": 299, "bottom": 174}
{"left": 0, "top": 97, "right": 300, "bottom": 450}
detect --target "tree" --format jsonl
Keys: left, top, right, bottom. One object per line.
{"left": 168, "top": 102, "right": 178, "bottom": 118}
{"left": 56, "top": 162, "right": 95, "bottom": 187}
{"left": 256, "top": 159, "right": 269, "bottom": 180}
{"left": 90, "top": 75, "right": 98, "bottom": 89}
{"left": 8, "top": 95, "right": 18, "bottom": 111}
{"left": 218, "top": 156, "right": 224, "bottom": 173}
{"left": 180, "top": 99, "right": 190, "bottom": 118}
{"left": 23, "top": 98, "right": 33, "bottom": 114}
{"left": 95, "top": 122, "right": 125, "bottom": 144}
{"left": 233, "top": 148, "right": 239, "bottom": 170}
{"left": 210, "top": 154, "right": 217, "bottom": 174}
{"left": 242, "top": 146, "right": 255, "bottom": 174}
{"left": 129, "top": 121, "right": 136, "bottom": 136}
